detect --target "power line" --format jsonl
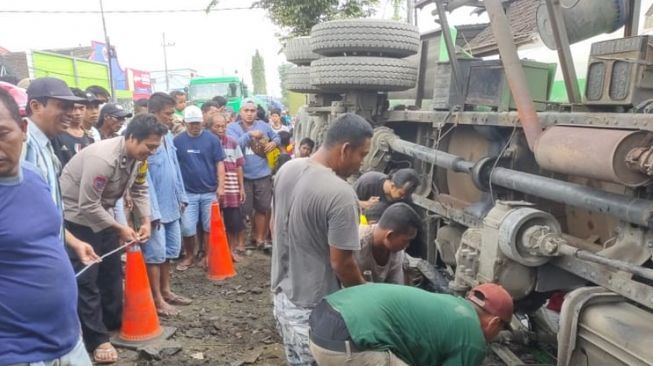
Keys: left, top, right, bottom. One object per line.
{"left": 0, "top": 7, "right": 258, "bottom": 14}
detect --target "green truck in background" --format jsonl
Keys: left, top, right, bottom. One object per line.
{"left": 188, "top": 75, "right": 267, "bottom": 111}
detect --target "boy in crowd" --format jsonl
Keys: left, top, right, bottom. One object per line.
{"left": 52, "top": 88, "right": 94, "bottom": 167}
{"left": 207, "top": 113, "right": 247, "bottom": 261}
{"left": 298, "top": 137, "right": 314, "bottom": 158}
{"left": 269, "top": 108, "right": 289, "bottom": 133}
{"left": 81, "top": 91, "right": 102, "bottom": 142}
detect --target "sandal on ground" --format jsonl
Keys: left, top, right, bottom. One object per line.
{"left": 157, "top": 307, "right": 179, "bottom": 317}
{"left": 175, "top": 262, "right": 193, "bottom": 271}
{"left": 164, "top": 294, "right": 192, "bottom": 306}
{"left": 235, "top": 248, "right": 252, "bottom": 256}
{"left": 93, "top": 343, "right": 118, "bottom": 364}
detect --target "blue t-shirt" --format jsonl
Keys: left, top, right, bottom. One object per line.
{"left": 0, "top": 164, "right": 80, "bottom": 365}
{"left": 226, "top": 119, "right": 281, "bottom": 180}
{"left": 174, "top": 130, "right": 225, "bottom": 194}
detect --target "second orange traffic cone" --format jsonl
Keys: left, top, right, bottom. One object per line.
{"left": 207, "top": 202, "right": 236, "bottom": 281}
{"left": 119, "top": 244, "right": 162, "bottom": 342}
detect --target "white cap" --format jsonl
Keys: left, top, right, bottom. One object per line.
{"left": 184, "top": 105, "right": 202, "bottom": 123}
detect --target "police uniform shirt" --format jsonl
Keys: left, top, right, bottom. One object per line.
{"left": 59, "top": 136, "right": 150, "bottom": 233}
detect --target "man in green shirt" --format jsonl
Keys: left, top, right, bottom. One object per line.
{"left": 308, "top": 283, "right": 513, "bottom": 366}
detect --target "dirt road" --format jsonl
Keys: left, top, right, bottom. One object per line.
{"left": 115, "top": 251, "right": 286, "bottom": 366}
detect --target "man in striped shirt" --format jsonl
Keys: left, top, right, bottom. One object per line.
{"left": 208, "top": 113, "right": 246, "bottom": 261}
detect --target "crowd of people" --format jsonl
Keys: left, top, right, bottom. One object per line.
{"left": 0, "top": 76, "right": 514, "bottom": 366}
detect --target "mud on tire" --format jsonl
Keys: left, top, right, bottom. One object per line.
{"left": 310, "top": 57, "right": 418, "bottom": 92}
{"left": 284, "top": 37, "right": 320, "bottom": 66}
{"left": 286, "top": 66, "right": 322, "bottom": 94}
{"left": 310, "top": 19, "right": 420, "bottom": 57}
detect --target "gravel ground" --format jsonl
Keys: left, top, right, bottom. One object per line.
{"left": 114, "top": 251, "right": 286, "bottom": 366}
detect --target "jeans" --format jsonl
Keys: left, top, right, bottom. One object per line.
{"left": 181, "top": 192, "right": 216, "bottom": 237}
{"left": 142, "top": 220, "right": 182, "bottom": 263}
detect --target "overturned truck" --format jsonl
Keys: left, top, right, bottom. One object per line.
{"left": 286, "top": 0, "right": 653, "bottom": 365}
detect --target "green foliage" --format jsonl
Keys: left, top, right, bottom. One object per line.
{"left": 252, "top": 0, "right": 379, "bottom": 36}
{"left": 391, "top": 0, "right": 404, "bottom": 21}
{"left": 251, "top": 50, "right": 267, "bottom": 95}
{"left": 277, "top": 63, "right": 294, "bottom": 105}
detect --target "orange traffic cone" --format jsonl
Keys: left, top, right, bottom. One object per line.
{"left": 119, "top": 244, "right": 162, "bottom": 342}
{"left": 207, "top": 202, "right": 236, "bottom": 281}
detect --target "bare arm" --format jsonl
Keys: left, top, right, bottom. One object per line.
{"left": 65, "top": 229, "right": 100, "bottom": 265}
{"left": 237, "top": 165, "right": 245, "bottom": 202}
{"left": 359, "top": 196, "right": 380, "bottom": 210}
{"left": 330, "top": 246, "right": 365, "bottom": 287}
{"left": 216, "top": 161, "right": 226, "bottom": 198}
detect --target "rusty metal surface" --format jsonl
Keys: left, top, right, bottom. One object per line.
{"left": 485, "top": 0, "right": 542, "bottom": 150}
{"left": 446, "top": 127, "right": 490, "bottom": 204}
{"left": 383, "top": 110, "right": 653, "bottom": 131}
{"left": 534, "top": 126, "right": 653, "bottom": 186}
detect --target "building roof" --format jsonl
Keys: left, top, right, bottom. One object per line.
{"left": 45, "top": 46, "right": 94, "bottom": 59}
{"left": 466, "top": 0, "right": 540, "bottom": 56}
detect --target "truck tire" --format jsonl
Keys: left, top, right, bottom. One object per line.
{"left": 286, "top": 66, "right": 322, "bottom": 94}
{"left": 284, "top": 37, "right": 320, "bottom": 65}
{"left": 310, "top": 19, "right": 420, "bottom": 57}
{"left": 310, "top": 57, "right": 417, "bottom": 92}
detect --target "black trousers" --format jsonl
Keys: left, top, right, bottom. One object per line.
{"left": 66, "top": 221, "right": 123, "bottom": 351}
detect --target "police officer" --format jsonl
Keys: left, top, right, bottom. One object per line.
{"left": 59, "top": 113, "right": 166, "bottom": 363}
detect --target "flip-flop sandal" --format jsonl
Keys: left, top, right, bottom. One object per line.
{"left": 165, "top": 294, "right": 192, "bottom": 306}
{"left": 175, "top": 262, "right": 193, "bottom": 271}
{"left": 157, "top": 307, "right": 179, "bottom": 318}
{"left": 93, "top": 344, "right": 118, "bottom": 364}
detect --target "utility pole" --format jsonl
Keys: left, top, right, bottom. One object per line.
{"left": 161, "top": 33, "right": 175, "bottom": 92}
{"left": 99, "top": 0, "right": 115, "bottom": 101}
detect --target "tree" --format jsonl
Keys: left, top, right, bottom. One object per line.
{"left": 391, "top": 0, "right": 404, "bottom": 21}
{"left": 278, "top": 63, "right": 294, "bottom": 105}
{"left": 251, "top": 50, "right": 267, "bottom": 95}
{"left": 251, "top": 0, "right": 379, "bottom": 36}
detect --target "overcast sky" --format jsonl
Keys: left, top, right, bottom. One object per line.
{"left": 1, "top": 0, "right": 651, "bottom": 96}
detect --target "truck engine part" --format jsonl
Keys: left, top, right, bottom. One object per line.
{"left": 435, "top": 224, "right": 465, "bottom": 266}
{"left": 381, "top": 131, "right": 653, "bottom": 229}
{"left": 536, "top": 0, "right": 627, "bottom": 50}
{"left": 310, "top": 57, "right": 418, "bottom": 92}
{"left": 498, "top": 207, "right": 561, "bottom": 267}
{"left": 310, "top": 19, "right": 420, "bottom": 57}
{"left": 451, "top": 201, "right": 538, "bottom": 300}
{"left": 284, "top": 37, "right": 320, "bottom": 66}
{"left": 534, "top": 126, "right": 653, "bottom": 186}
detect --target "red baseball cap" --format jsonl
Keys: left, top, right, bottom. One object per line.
{"left": 467, "top": 283, "right": 514, "bottom": 323}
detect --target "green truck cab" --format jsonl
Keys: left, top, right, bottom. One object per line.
{"left": 188, "top": 75, "right": 266, "bottom": 112}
